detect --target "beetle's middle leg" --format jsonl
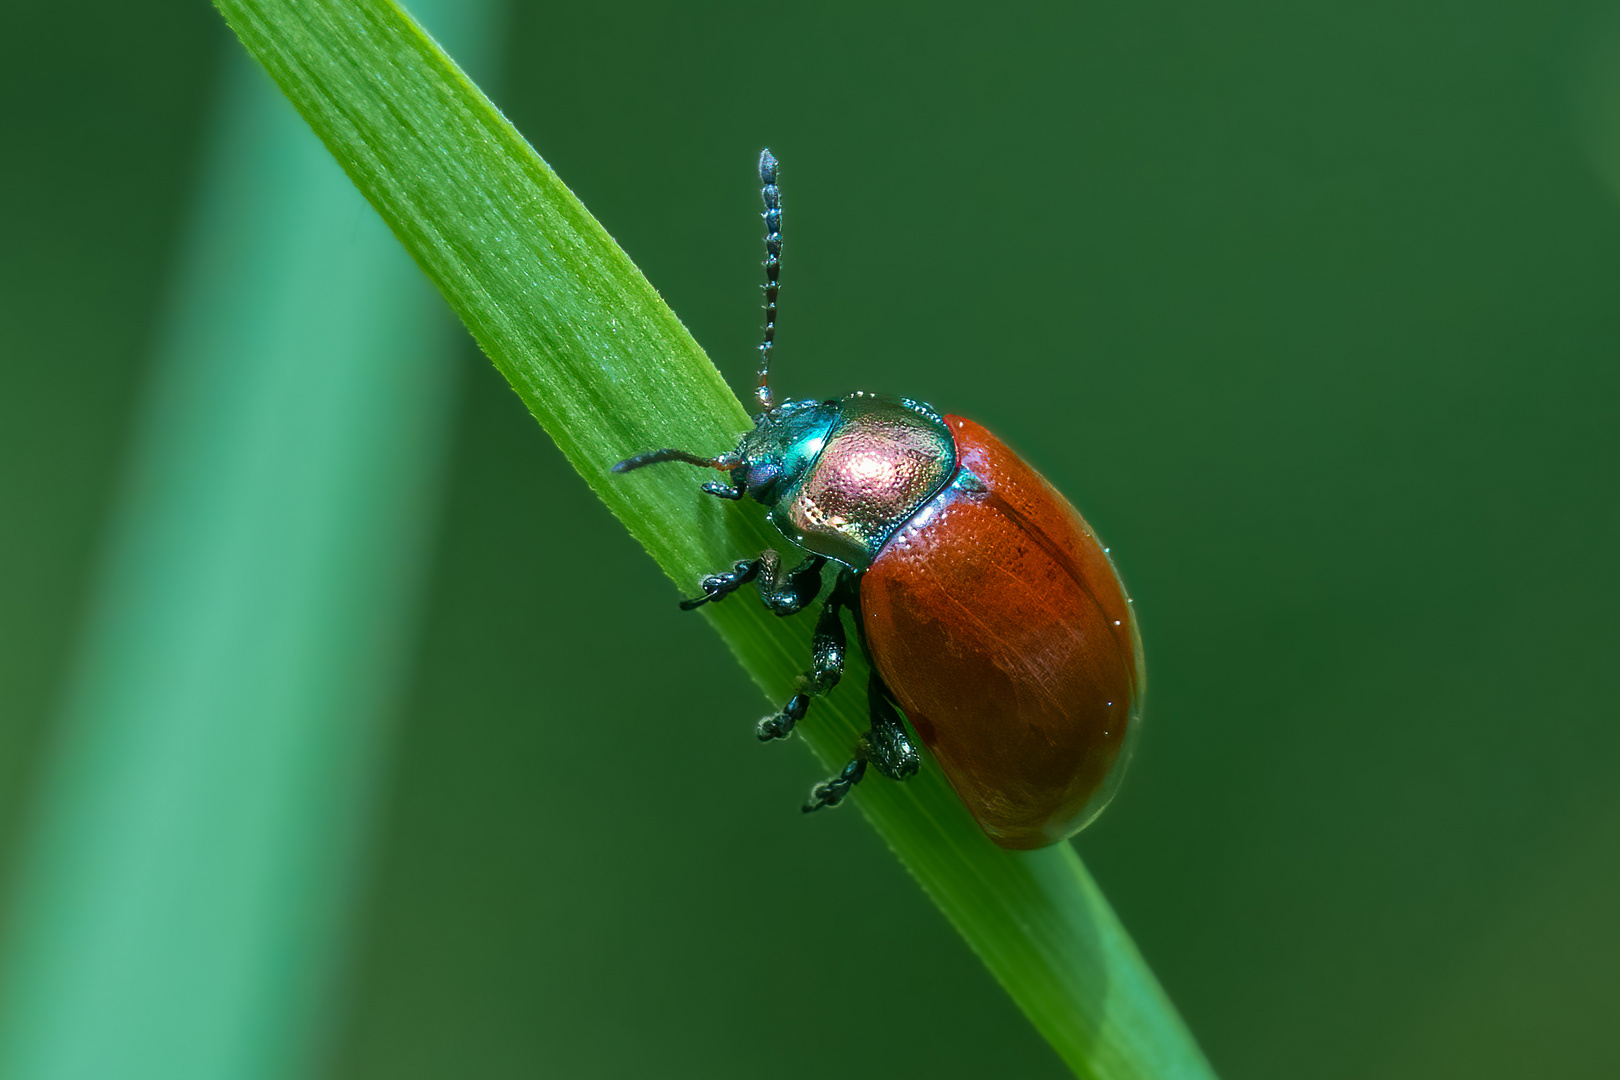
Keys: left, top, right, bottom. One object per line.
{"left": 755, "top": 569, "right": 856, "bottom": 741}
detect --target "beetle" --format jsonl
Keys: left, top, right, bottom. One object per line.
{"left": 613, "top": 151, "right": 1142, "bottom": 849}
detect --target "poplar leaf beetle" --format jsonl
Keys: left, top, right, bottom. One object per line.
{"left": 613, "top": 151, "right": 1143, "bottom": 849}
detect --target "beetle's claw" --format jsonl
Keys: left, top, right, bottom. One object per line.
{"left": 757, "top": 693, "right": 809, "bottom": 741}
{"left": 802, "top": 758, "right": 866, "bottom": 812}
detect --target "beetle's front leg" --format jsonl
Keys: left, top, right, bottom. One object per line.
{"left": 752, "top": 550, "right": 827, "bottom": 615}
{"left": 678, "top": 558, "right": 761, "bottom": 610}
{"left": 677, "top": 550, "right": 825, "bottom": 613}
{"left": 680, "top": 550, "right": 833, "bottom": 740}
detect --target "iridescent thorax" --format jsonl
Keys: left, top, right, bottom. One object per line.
{"left": 752, "top": 393, "right": 956, "bottom": 569}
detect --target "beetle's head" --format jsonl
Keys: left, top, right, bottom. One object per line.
{"left": 727, "top": 399, "right": 841, "bottom": 508}
{"left": 610, "top": 398, "right": 842, "bottom": 508}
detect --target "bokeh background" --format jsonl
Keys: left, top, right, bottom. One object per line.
{"left": 4, "top": 1, "right": 1619, "bottom": 1078}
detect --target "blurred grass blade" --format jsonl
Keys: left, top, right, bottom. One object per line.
{"left": 210, "top": 1, "right": 1216, "bottom": 1076}
{"left": 0, "top": 5, "right": 498, "bottom": 1078}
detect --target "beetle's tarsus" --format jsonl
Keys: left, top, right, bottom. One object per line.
{"left": 757, "top": 693, "right": 809, "bottom": 740}
{"left": 803, "top": 757, "right": 866, "bottom": 812}
{"left": 679, "top": 559, "right": 760, "bottom": 610}
{"left": 682, "top": 549, "right": 826, "bottom": 615}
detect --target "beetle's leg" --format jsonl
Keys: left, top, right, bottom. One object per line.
{"left": 757, "top": 574, "right": 850, "bottom": 741}
{"left": 678, "top": 559, "right": 761, "bottom": 610}
{"left": 753, "top": 550, "right": 827, "bottom": 616}
{"left": 803, "top": 757, "right": 866, "bottom": 812}
{"left": 862, "top": 673, "right": 921, "bottom": 781}
{"left": 801, "top": 670, "right": 920, "bottom": 813}
{"left": 679, "top": 549, "right": 825, "bottom": 613}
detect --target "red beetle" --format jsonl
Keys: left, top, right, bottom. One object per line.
{"left": 615, "top": 151, "right": 1141, "bottom": 849}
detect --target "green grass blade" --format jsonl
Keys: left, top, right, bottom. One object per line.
{"left": 211, "top": 1, "right": 1216, "bottom": 1075}
{"left": 0, "top": 5, "right": 497, "bottom": 1078}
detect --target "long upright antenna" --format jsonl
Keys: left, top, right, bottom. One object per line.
{"left": 756, "top": 149, "right": 781, "bottom": 412}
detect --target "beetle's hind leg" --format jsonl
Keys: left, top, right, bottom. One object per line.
{"left": 802, "top": 669, "right": 921, "bottom": 812}
{"left": 756, "top": 569, "right": 855, "bottom": 741}
{"left": 862, "top": 673, "right": 922, "bottom": 781}
{"left": 803, "top": 757, "right": 866, "bottom": 812}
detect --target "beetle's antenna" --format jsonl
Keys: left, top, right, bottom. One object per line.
{"left": 756, "top": 149, "right": 781, "bottom": 413}
{"left": 611, "top": 448, "right": 732, "bottom": 474}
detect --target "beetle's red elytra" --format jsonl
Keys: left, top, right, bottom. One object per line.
{"left": 862, "top": 416, "right": 1141, "bottom": 849}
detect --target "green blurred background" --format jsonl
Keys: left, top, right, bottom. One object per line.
{"left": 3, "top": 1, "right": 1619, "bottom": 1078}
